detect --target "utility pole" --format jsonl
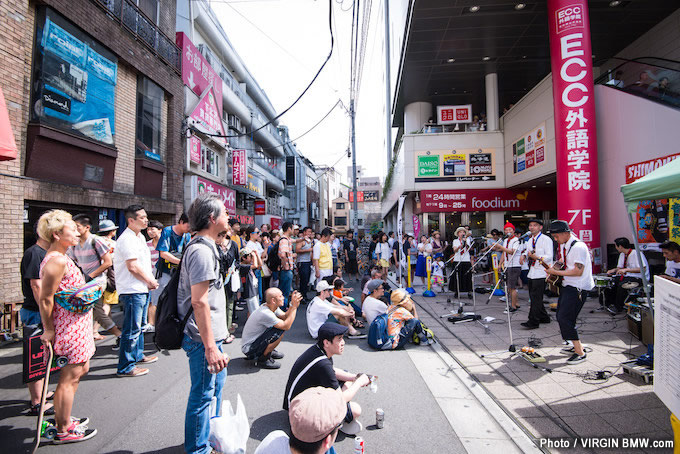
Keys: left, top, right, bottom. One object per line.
{"left": 384, "top": 0, "right": 392, "bottom": 171}
{"left": 351, "top": 98, "right": 358, "bottom": 238}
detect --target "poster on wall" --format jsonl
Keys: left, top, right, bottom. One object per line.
{"left": 670, "top": 198, "right": 680, "bottom": 245}
{"left": 415, "top": 149, "right": 495, "bottom": 182}
{"left": 189, "top": 87, "right": 227, "bottom": 147}
{"left": 512, "top": 122, "right": 546, "bottom": 174}
{"left": 37, "top": 15, "right": 118, "bottom": 145}
{"left": 636, "top": 199, "right": 669, "bottom": 249}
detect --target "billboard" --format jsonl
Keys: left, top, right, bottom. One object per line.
{"left": 415, "top": 149, "right": 495, "bottom": 182}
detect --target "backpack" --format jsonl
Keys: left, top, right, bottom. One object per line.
{"left": 367, "top": 308, "right": 398, "bottom": 350}
{"left": 154, "top": 236, "right": 215, "bottom": 350}
{"left": 267, "top": 238, "right": 285, "bottom": 271}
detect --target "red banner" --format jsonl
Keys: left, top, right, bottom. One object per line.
{"left": 232, "top": 149, "right": 247, "bottom": 186}
{"left": 419, "top": 189, "right": 556, "bottom": 213}
{"left": 349, "top": 191, "right": 364, "bottom": 203}
{"left": 188, "top": 136, "right": 201, "bottom": 164}
{"left": 177, "top": 32, "right": 223, "bottom": 119}
{"left": 270, "top": 217, "right": 281, "bottom": 230}
{"left": 625, "top": 153, "right": 680, "bottom": 184}
{"left": 254, "top": 200, "right": 266, "bottom": 215}
{"left": 548, "top": 0, "right": 600, "bottom": 257}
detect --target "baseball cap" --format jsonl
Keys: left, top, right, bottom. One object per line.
{"left": 366, "top": 279, "right": 384, "bottom": 293}
{"left": 293, "top": 224, "right": 301, "bottom": 230}
{"left": 317, "top": 322, "right": 349, "bottom": 342}
{"left": 98, "top": 219, "right": 118, "bottom": 233}
{"left": 239, "top": 247, "right": 253, "bottom": 258}
{"left": 548, "top": 220, "right": 571, "bottom": 234}
{"left": 289, "top": 387, "right": 346, "bottom": 443}
{"left": 316, "top": 280, "right": 332, "bottom": 292}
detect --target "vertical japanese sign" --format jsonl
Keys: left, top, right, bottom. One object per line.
{"left": 548, "top": 0, "right": 600, "bottom": 258}
{"left": 232, "top": 149, "right": 247, "bottom": 186}
{"left": 176, "top": 32, "right": 223, "bottom": 119}
{"left": 188, "top": 136, "right": 201, "bottom": 164}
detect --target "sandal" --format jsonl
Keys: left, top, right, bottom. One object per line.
{"left": 93, "top": 333, "right": 106, "bottom": 341}
{"left": 27, "top": 402, "right": 55, "bottom": 416}
{"left": 223, "top": 334, "right": 235, "bottom": 344}
{"left": 353, "top": 320, "right": 365, "bottom": 329}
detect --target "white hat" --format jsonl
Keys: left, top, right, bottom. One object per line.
{"left": 316, "top": 280, "right": 332, "bottom": 292}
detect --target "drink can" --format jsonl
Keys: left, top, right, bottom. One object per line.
{"left": 376, "top": 408, "right": 384, "bottom": 429}
{"left": 354, "top": 436, "right": 365, "bottom": 453}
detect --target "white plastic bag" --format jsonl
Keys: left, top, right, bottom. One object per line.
{"left": 209, "top": 394, "right": 249, "bottom": 454}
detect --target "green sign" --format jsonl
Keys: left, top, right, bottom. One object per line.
{"left": 516, "top": 138, "right": 525, "bottom": 156}
{"left": 417, "top": 155, "right": 440, "bottom": 177}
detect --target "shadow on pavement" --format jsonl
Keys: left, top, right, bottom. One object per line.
{"left": 104, "top": 446, "right": 184, "bottom": 454}
{"left": 250, "top": 409, "right": 289, "bottom": 442}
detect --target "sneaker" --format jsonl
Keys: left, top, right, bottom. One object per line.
{"left": 520, "top": 322, "right": 539, "bottom": 329}
{"left": 347, "top": 333, "right": 367, "bottom": 339}
{"left": 255, "top": 356, "right": 281, "bottom": 369}
{"left": 111, "top": 337, "right": 120, "bottom": 350}
{"left": 270, "top": 350, "right": 284, "bottom": 360}
{"left": 561, "top": 343, "right": 588, "bottom": 354}
{"left": 499, "top": 296, "right": 507, "bottom": 302}
{"left": 503, "top": 307, "right": 518, "bottom": 314}
{"left": 566, "top": 353, "right": 587, "bottom": 364}
{"left": 141, "top": 324, "right": 155, "bottom": 333}
{"left": 47, "top": 416, "right": 90, "bottom": 427}
{"left": 139, "top": 355, "right": 158, "bottom": 364}
{"left": 53, "top": 421, "right": 97, "bottom": 444}
{"left": 116, "top": 367, "right": 149, "bottom": 377}
{"left": 235, "top": 305, "right": 245, "bottom": 311}
{"left": 339, "top": 419, "right": 363, "bottom": 435}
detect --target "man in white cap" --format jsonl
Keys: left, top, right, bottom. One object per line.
{"left": 255, "top": 387, "right": 347, "bottom": 454}
{"left": 362, "top": 279, "right": 387, "bottom": 325}
{"left": 307, "top": 281, "right": 365, "bottom": 339}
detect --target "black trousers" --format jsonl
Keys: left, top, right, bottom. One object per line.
{"left": 604, "top": 276, "right": 641, "bottom": 310}
{"left": 556, "top": 286, "right": 586, "bottom": 341}
{"left": 448, "top": 261, "right": 472, "bottom": 293}
{"left": 527, "top": 278, "right": 549, "bottom": 325}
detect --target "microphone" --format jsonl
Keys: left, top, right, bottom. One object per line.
{"left": 519, "top": 231, "right": 531, "bottom": 242}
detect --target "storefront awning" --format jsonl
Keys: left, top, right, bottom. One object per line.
{"left": 0, "top": 87, "right": 17, "bottom": 161}
{"left": 621, "top": 158, "right": 680, "bottom": 213}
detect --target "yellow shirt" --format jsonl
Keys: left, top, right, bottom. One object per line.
{"left": 314, "top": 242, "right": 333, "bottom": 270}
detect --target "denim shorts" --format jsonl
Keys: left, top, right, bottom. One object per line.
{"left": 20, "top": 308, "right": 41, "bottom": 327}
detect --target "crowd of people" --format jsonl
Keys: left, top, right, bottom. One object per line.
{"left": 20, "top": 196, "right": 432, "bottom": 452}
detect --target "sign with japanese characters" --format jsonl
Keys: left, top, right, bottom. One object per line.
{"left": 177, "top": 32, "right": 223, "bottom": 120}
{"left": 254, "top": 200, "right": 266, "bottom": 215}
{"left": 625, "top": 153, "right": 680, "bottom": 184}
{"left": 189, "top": 87, "right": 227, "bottom": 147}
{"left": 512, "top": 122, "right": 546, "bottom": 174}
{"left": 419, "top": 189, "right": 556, "bottom": 213}
{"left": 232, "top": 149, "right": 247, "bottom": 186}
{"left": 436, "top": 104, "right": 472, "bottom": 125}
{"left": 194, "top": 176, "right": 236, "bottom": 215}
{"left": 349, "top": 191, "right": 365, "bottom": 203}
{"left": 415, "top": 149, "right": 496, "bottom": 182}
{"left": 548, "top": 0, "right": 600, "bottom": 258}
{"left": 188, "top": 136, "right": 201, "bottom": 164}
{"left": 363, "top": 190, "right": 380, "bottom": 202}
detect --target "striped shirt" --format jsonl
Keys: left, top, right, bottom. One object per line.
{"left": 68, "top": 234, "right": 110, "bottom": 276}
{"left": 278, "top": 236, "right": 294, "bottom": 271}
{"left": 147, "top": 240, "right": 159, "bottom": 268}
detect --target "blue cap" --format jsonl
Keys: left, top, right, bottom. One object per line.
{"left": 98, "top": 219, "right": 118, "bottom": 233}
{"left": 317, "top": 322, "right": 349, "bottom": 342}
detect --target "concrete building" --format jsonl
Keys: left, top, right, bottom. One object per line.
{"left": 0, "top": 0, "right": 184, "bottom": 305}
{"left": 330, "top": 196, "right": 350, "bottom": 234}
{"left": 280, "top": 127, "right": 320, "bottom": 230}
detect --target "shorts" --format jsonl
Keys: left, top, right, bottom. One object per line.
{"left": 244, "top": 327, "right": 284, "bottom": 359}
{"left": 432, "top": 275, "right": 444, "bottom": 285}
{"left": 378, "top": 259, "right": 390, "bottom": 268}
{"left": 20, "top": 308, "right": 41, "bottom": 327}
{"left": 506, "top": 267, "right": 522, "bottom": 290}
{"left": 150, "top": 272, "right": 171, "bottom": 306}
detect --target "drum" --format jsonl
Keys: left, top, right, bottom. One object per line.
{"left": 594, "top": 274, "right": 613, "bottom": 289}
{"left": 621, "top": 281, "right": 640, "bottom": 290}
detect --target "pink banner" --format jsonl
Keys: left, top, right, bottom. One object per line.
{"left": 548, "top": 0, "right": 600, "bottom": 255}
{"left": 196, "top": 176, "right": 235, "bottom": 215}
{"left": 413, "top": 215, "right": 421, "bottom": 240}
{"left": 188, "top": 136, "right": 201, "bottom": 164}
{"left": 189, "top": 87, "right": 227, "bottom": 147}
{"left": 177, "top": 32, "right": 223, "bottom": 119}
{"left": 232, "top": 149, "right": 247, "bottom": 186}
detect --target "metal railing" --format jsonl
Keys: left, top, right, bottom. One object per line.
{"left": 91, "top": 0, "right": 181, "bottom": 73}
{"left": 595, "top": 57, "right": 680, "bottom": 109}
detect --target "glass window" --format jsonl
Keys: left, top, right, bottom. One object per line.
{"left": 31, "top": 8, "right": 118, "bottom": 145}
{"left": 335, "top": 217, "right": 347, "bottom": 226}
{"left": 336, "top": 202, "right": 345, "bottom": 210}
{"left": 427, "top": 214, "right": 440, "bottom": 237}
{"left": 136, "top": 77, "right": 163, "bottom": 162}
{"left": 503, "top": 211, "right": 546, "bottom": 235}
{"left": 137, "top": 0, "right": 158, "bottom": 23}
{"left": 469, "top": 212, "right": 486, "bottom": 238}
{"left": 444, "top": 213, "right": 462, "bottom": 242}
{"left": 201, "top": 147, "right": 220, "bottom": 177}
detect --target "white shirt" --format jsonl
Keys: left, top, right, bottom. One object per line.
{"left": 524, "top": 232, "right": 553, "bottom": 280}
{"left": 254, "top": 430, "right": 291, "bottom": 454}
{"left": 616, "top": 249, "right": 650, "bottom": 281}
{"left": 114, "top": 228, "right": 152, "bottom": 294}
{"left": 418, "top": 242, "right": 432, "bottom": 257}
{"left": 502, "top": 236, "right": 521, "bottom": 268}
{"left": 376, "top": 242, "right": 392, "bottom": 261}
{"left": 453, "top": 238, "right": 472, "bottom": 262}
{"left": 665, "top": 260, "right": 680, "bottom": 279}
{"left": 306, "top": 296, "right": 335, "bottom": 338}
{"left": 388, "top": 237, "right": 395, "bottom": 249}
{"left": 363, "top": 295, "right": 388, "bottom": 326}
{"left": 560, "top": 235, "right": 594, "bottom": 291}
{"left": 432, "top": 260, "right": 444, "bottom": 277}
{"left": 247, "top": 240, "right": 264, "bottom": 258}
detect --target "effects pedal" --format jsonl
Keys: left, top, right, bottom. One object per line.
{"left": 518, "top": 346, "right": 546, "bottom": 363}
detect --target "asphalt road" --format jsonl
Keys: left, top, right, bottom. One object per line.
{"left": 0, "top": 282, "right": 465, "bottom": 454}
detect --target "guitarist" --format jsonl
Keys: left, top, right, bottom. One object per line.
{"left": 545, "top": 220, "right": 594, "bottom": 365}
{"left": 520, "top": 219, "right": 553, "bottom": 330}
{"left": 493, "top": 222, "right": 521, "bottom": 312}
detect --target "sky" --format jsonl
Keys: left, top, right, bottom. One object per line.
{"left": 207, "top": 0, "right": 388, "bottom": 184}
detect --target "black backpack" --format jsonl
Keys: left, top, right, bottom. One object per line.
{"left": 154, "top": 236, "right": 214, "bottom": 350}
{"left": 267, "top": 239, "right": 283, "bottom": 271}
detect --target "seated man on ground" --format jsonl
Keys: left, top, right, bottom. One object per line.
{"left": 241, "top": 288, "right": 302, "bottom": 369}
{"left": 283, "top": 322, "right": 372, "bottom": 436}
{"left": 362, "top": 279, "right": 388, "bottom": 326}
{"left": 386, "top": 289, "right": 430, "bottom": 348}
{"left": 332, "top": 279, "right": 363, "bottom": 327}
{"left": 360, "top": 267, "right": 382, "bottom": 304}
{"left": 255, "top": 387, "right": 346, "bottom": 454}
{"left": 307, "top": 281, "right": 365, "bottom": 339}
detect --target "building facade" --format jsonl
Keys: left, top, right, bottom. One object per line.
{"left": 0, "top": 0, "right": 184, "bottom": 305}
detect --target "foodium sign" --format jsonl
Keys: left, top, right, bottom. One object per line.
{"left": 548, "top": 0, "right": 601, "bottom": 263}
{"left": 419, "top": 189, "right": 555, "bottom": 212}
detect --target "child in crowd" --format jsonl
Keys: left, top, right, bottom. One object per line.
{"left": 240, "top": 247, "right": 262, "bottom": 315}
{"left": 431, "top": 257, "right": 445, "bottom": 293}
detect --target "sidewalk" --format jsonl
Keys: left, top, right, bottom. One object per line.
{"left": 0, "top": 282, "right": 531, "bottom": 454}
{"left": 395, "top": 276, "right": 674, "bottom": 454}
